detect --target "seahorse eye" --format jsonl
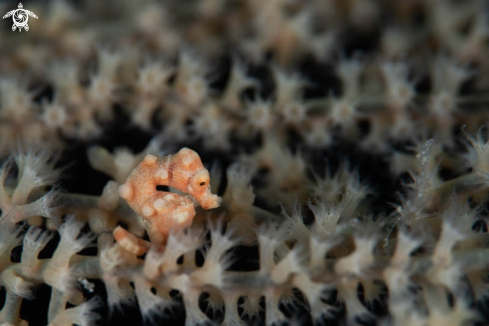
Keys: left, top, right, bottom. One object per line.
{"left": 200, "top": 182, "right": 205, "bottom": 186}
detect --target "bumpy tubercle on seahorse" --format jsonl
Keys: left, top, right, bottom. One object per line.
{"left": 115, "top": 147, "right": 221, "bottom": 253}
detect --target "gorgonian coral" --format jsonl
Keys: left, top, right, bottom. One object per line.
{"left": 1, "top": 0, "right": 489, "bottom": 325}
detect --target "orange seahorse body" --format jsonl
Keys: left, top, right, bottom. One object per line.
{"left": 116, "top": 148, "right": 221, "bottom": 249}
